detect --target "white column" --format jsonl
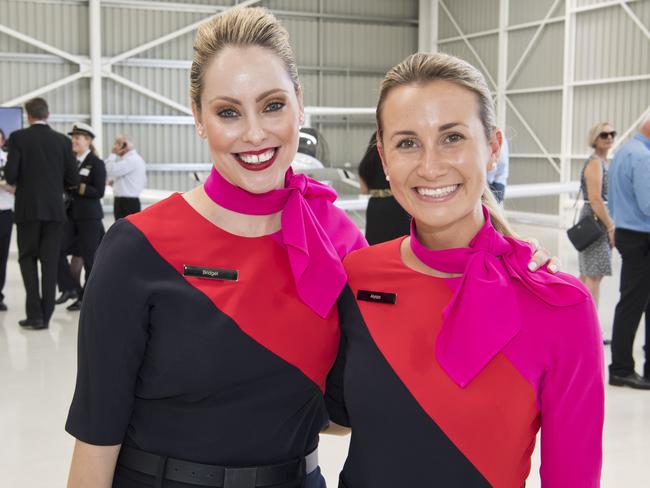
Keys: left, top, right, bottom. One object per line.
{"left": 89, "top": 0, "right": 103, "bottom": 156}
{"left": 559, "top": 0, "right": 576, "bottom": 228}
{"left": 418, "top": 0, "right": 438, "bottom": 53}
{"left": 497, "top": 0, "right": 509, "bottom": 130}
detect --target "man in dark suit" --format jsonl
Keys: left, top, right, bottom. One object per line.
{"left": 4, "top": 97, "right": 79, "bottom": 329}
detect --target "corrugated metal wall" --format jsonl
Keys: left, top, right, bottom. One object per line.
{"left": 0, "top": 0, "right": 418, "bottom": 193}
{"left": 3, "top": 0, "right": 647, "bottom": 213}
{"left": 438, "top": 0, "right": 650, "bottom": 215}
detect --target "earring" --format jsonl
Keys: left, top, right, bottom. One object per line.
{"left": 385, "top": 174, "right": 390, "bottom": 182}
{"left": 197, "top": 127, "right": 204, "bottom": 137}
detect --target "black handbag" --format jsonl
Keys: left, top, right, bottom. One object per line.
{"left": 567, "top": 189, "right": 605, "bottom": 251}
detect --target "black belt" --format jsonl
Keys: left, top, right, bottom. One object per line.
{"left": 117, "top": 446, "right": 318, "bottom": 488}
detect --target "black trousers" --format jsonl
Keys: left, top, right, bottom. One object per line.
{"left": 114, "top": 197, "right": 141, "bottom": 220}
{"left": 16, "top": 221, "right": 63, "bottom": 322}
{"left": 58, "top": 218, "right": 104, "bottom": 297}
{"left": 0, "top": 209, "right": 13, "bottom": 302}
{"left": 609, "top": 228, "right": 650, "bottom": 377}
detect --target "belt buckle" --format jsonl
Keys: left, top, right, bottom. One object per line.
{"left": 223, "top": 466, "right": 257, "bottom": 488}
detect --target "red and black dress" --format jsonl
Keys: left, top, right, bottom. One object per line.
{"left": 66, "top": 193, "right": 361, "bottom": 487}
{"left": 327, "top": 238, "right": 604, "bottom": 488}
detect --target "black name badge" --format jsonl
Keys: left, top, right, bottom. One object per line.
{"left": 183, "top": 265, "right": 238, "bottom": 282}
{"left": 357, "top": 289, "right": 397, "bottom": 305}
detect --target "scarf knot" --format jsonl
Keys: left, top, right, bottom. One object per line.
{"left": 410, "top": 206, "right": 588, "bottom": 387}
{"left": 204, "top": 167, "right": 364, "bottom": 318}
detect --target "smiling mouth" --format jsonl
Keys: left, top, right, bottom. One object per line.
{"left": 414, "top": 184, "right": 461, "bottom": 199}
{"left": 234, "top": 147, "right": 279, "bottom": 171}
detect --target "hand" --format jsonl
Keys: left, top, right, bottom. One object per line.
{"left": 524, "top": 237, "right": 561, "bottom": 274}
{"left": 607, "top": 228, "right": 615, "bottom": 248}
{"left": 78, "top": 183, "right": 86, "bottom": 195}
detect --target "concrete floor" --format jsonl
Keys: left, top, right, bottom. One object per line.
{"left": 0, "top": 219, "right": 649, "bottom": 486}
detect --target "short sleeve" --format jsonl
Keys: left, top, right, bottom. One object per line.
{"left": 539, "top": 296, "right": 605, "bottom": 487}
{"left": 65, "top": 219, "right": 152, "bottom": 445}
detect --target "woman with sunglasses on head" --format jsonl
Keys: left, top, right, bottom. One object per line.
{"left": 579, "top": 123, "right": 616, "bottom": 334}
{"left": 326, "top": 53, "right": 604, "bottom": 488}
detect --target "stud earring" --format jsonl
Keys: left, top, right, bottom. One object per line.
{"left": 385, "top": 174, "right": 391, "bottom": 182}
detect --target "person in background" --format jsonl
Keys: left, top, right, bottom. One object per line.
{"left": 607, "top": 115, "right": 650, "bottom": 390}
{"left": 486, "top": 135, "right": 509, "bottom": 204}
{"left": 358, "top": 131, "right": 411, "bottom": 245}
{"left": 578, "top": 122, "right": 616, "bottom": 343}
{"left": 4, "top": 97, "right": 78, "bottom": 330}
{"left": 57, "top": 122, "right": 106, "bottom": 312}
{"left": 105, "top": 135, "right": 146, "bottom": 220}
{"left": 0, "top": 128, "right": 15, "bottom": 311}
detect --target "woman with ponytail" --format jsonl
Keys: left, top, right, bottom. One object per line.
{"left": 326, "top": 52, "right": 604, "bottom": 487}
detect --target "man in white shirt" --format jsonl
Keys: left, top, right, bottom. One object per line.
{"left": 105, "top": 135, "right": 147, "bottom": 219}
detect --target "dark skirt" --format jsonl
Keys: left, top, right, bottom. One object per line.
{"left": 364, "top": 196, "right": 411, "bottom": 246}
{"left": 113, "top": 465, "right": 326, "bottom": 488}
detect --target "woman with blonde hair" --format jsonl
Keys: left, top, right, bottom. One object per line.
{"left": 326, "top": 52, "right": 604, "bottom": 487}
{"left": 65, "top": 7, "right": 365, "bottom": 487}
{"left": 578, "top": 122, "right": 616, "bottom": 324}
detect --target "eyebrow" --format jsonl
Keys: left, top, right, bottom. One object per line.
{"left": 389, "top": 122, "right": 467, "bottom": 139}
{"left": 209, "top": 88, "right": 288, "bottom": 105}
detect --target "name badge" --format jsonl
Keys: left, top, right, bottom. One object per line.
{"left": 79, "top": 167, "right": 90, "bottom": 176}
{"left": 183, "top": 265, "right": 239, "bottom": 282}
{"left": 357, "top": 289, "right": 397, "bottom": 305}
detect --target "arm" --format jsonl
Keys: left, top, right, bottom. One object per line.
{"left": 67, "top": 441, "right": 120, "bottom": 488}
{"left": 324, "top": 291, "right": 352, "bottom": 429}
{"left": 539, "top": 297, "right": 604, "bottom": 487}
{"left": 359, "top": 177, "right": 369, "bottom": 195}
{"left": 584, "top": 158, "right": 614, "bottom": 244}
{"left": 4, "top": 136, "right": 20, "bottom": 186}
{"left": 105, "top": 152, "right": 138, "bottom": 178}
{"left": 632, "top": 152, "right": 650, "bottom": 215}
{"left": 65, "top": 221, "right": 151, "bottom": 481}
{"left": 79, "top": 160, "right": 107, "bottom": 199}
{"left": 321, "top": 421, "right": 351, "bottom": 436}
{"left": 63, "top": 141, "right": 80, "bottom": 189}
{"left": 0, "top": 182, "right": 15, "bottom": 194}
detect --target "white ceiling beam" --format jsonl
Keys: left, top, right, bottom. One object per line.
{"left": 438, "top": 0, "right": 498, "bottom": 89}
{"left": 106, "top": 0, "right": 262, "bottom": 67}
{"left": 610, "top": 105, "right": 650, "bottom": 153}
{"left": 1, "top": 70, "right": 89, "bottom": 107}
{"left": 506, "top": 97, "right": 561, "bottom": 174}
{"left": 506, "top": 0, "right": 563, "bottom": 87}
{"left": 104, "top": 71, "right": 193, "bottom": 115}
{"left": 618, "top": 0, "right": 650, "bottom": 42}
{"left": 0, "top": 23, "right": 84, "bottom": 66}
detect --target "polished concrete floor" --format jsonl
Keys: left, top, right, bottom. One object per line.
{"left": 1, "top": 220, "right": 649, "bottom": 487}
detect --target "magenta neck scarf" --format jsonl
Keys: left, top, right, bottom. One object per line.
{"left": 203, "top": 166, "right": 355, "bottom": 318}
{"left": 409, "top": 206, "right": 588, "bottom": 387}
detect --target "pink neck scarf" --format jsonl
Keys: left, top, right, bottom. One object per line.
{"left": 204, "top": 167, "right": 355, "bottom": 318}
{"left": 410, "top": 206, "right": 588, "bottom": 387}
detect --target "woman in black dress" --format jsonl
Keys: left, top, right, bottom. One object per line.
{"left": 358, "top": 132, "right": 410, "bottom": 245}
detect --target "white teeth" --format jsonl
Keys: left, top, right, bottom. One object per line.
{"left": 416, "top": 184, "right": 459, "bottom": 197}
{"left": 239, "top": 149, "right": 275, "bottom": 164}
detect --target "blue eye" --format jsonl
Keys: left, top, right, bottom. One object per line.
{"left": 218, "top": 108, "right": 238, "bottom": 118}
{"left": 265, "top": 101, "right": 285, "bottom": 112}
